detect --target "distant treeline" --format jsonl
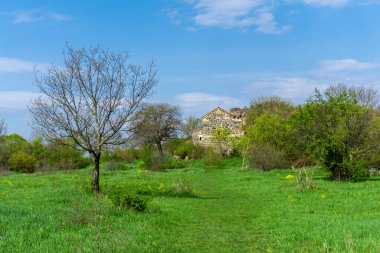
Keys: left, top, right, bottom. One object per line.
{"left": 1, "top": 83, "right": 379, "bottom": 182}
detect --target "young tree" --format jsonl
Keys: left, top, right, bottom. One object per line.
{"left": 29, "top": 45, "right": 157, "bottom": 192}
{"left": 131, "top": 103, "right": 181, "bottom": 156}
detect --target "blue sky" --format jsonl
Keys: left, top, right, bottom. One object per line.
{"left": 1, "top": 0, "right": 380, "bottom": 137}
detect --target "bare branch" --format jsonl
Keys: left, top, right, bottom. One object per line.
{"left": 29, "top": 45, "right": 157, "bottom": 192}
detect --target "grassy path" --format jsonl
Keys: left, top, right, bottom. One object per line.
{"left": 167, "top": 161, "right": 268, "bottom": 252}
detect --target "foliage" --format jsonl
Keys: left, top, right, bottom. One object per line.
{"left": 245, "top": 142, "right": 289, "bottom": 171}
{"left": 111, "top": 147, "right": 140, "bottom": 162}
{"left": 138, "top": 145, "right": 187, "bottom": 171}
{"left": 245, "top": 112, "right": 290, "bottom": 150}
{"left": 210, "top": 127, "right": 233, "bottom": 155}
{"left": 203, "top": 147, "right": 223, "bottom": 167}
{"left": 106, "top": 183, "right": 152, "bottom": 211}
{"left": 246, "top": 96, "right": 295, "bottom": 126}
{"left": 174, "top": 140, "right": 205, "bottom": 160}
{"left": 106, "top": 160, "right": 132, "bottom": 171}
{"left": 46, "top": 141, "right": 91, "bottom": 170}
{"left": 293, "top": 87, "right": 374, "bottom": 180}
{"left": 241, "top": 98, "right": 299, "bottom": 170}
{"left": 8, "top": 151, "right": 36, "bottom": 173}
{"left": 163, "top": 138, "right": 204, "bottom": 160}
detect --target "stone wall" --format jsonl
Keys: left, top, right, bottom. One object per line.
{"left": 192, "top": 107, "right": 245, "bottom": 153}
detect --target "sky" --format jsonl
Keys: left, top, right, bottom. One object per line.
{"left": 1, "top": 0, "right": 380, "bottom": 137}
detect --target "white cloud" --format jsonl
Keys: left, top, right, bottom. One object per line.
{"left": 176, "top": 92, "right": 242, "bottom": 113}
{"left": 186, "top": 0, "right": 288, "bottom": 34}
{"left": 174, "top": 0, "right": 380, "bottom": 33}
{"left": 0, "top": 92, "right": 40, "bottom": 110}
{"left": 249, "top": 77, "right": 319, "bottom": 102}
{"left": 10, "top": 9, "right": 72, "bottom": 24}
{"left": 299, "top": 0, "right": 351, "bottom": 7}
{"left": 317, "top": 59, "right": 380, "bottom": 73}
{"left": 0, "top": 57, "right": 48, "bottom": 73}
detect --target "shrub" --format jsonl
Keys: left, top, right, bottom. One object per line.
{"left": 246, "top": 142, "right": 289, "bottom": 171}
{"left": 8, "top": 151, "right": 36, "bottom": 173}
{"left": 107, "top": 184, "right": 152, "bottom": 211}
{"left": 106, "top": 160, "right": 131, "bottom": 171}
{"left": 340, "top": 158, "right": 369, "bottom": 181}
{"left": 144, "top": 154, "right": 187, "bottom": 171}
{"left": 46, "top": 142, "right": 91, "bottom": 170}
{"left": 175, "top": 141, "right": 204, "bottom": 160}
{"left": 203, "top": 148, "right": 223, "bottom": 167}
{"left": 111, "top": 147, "right": 139, "bottom": 162}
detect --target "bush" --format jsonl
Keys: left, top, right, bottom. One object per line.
{"left": 106, "top": 160, "right": 132, "bottom": 171}
{"left": 107, "top": 184, "right": 152, "bottom": 211}
{"left": 339, "top": 158, "right": 369, "bottom": 181}
{"left": 175, "top": 141, "right": 204, "bottom": 160}
{"left": 246, "top": 142, "right": 289, "bottom": 171}
{"left": 138, "top": 145, "right": 187, "bottom": 171}
{"left": 111, "top": 147, "right": 140, "bottom": 162}
{"left": 8, "top": 151, "right": 36, "bottom": 173}
{"left": 203, "top": 148, "right": 223, "bottom": 167}
{"left": 46, "top": 143, "right": 91, "bottom": 170}
{"left": 144, "top": 154, "right": 187, "bottom": 171}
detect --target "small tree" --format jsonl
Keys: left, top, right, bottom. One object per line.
{"left": 131, "top": 103, "right": 182, "bottom": 156}
{"left": 29, "top": 45, "right": 157, "bottom": 192}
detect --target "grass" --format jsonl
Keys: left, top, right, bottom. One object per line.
{"left": 0, "top": 158, "right": 380, "bottom": 252}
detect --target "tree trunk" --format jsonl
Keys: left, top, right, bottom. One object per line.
{"left": 92, "top": 154, "right": 101, "bottom": 193}
{"left": 156, "top": 142, "right": 164, "bottom": 157}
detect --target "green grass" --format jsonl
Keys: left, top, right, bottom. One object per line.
{"left": 0, "top": 158, "right": 380, "bottom": 252}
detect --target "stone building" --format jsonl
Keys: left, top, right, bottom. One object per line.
{"left": 192, "top": 107, "right": 245, "bottom": 153}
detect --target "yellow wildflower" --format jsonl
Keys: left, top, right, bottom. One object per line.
{"left": 320, "top": 194, "right": 327, "bottom": 199}
{"left": 285, "top": 174, "right": 294, "bottom": 179}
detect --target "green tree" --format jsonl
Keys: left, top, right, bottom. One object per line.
{"left": 293, "top": 87, "right": 373, "bottom": 180}
{"left": 246, "top": 96, "right": 294, "bottom": 126}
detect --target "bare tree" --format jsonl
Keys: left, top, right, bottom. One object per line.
{"left": 131, "top": 103, "right": 181, "bottom": 156}
{"left": 326, "top": 84, "right": 379, "bottom": 109}
{"left": 181, "top": 116, "right": 202, "bottom": 138}
{"left": 29, "top": 45, "right": 157, "bottom": 192}
{"left": 0, "top": 118, "right": 7, "bottom": 136}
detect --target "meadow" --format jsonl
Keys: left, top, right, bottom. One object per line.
{"left": 0, "top": 158, "right": 379, "bottom": 253}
